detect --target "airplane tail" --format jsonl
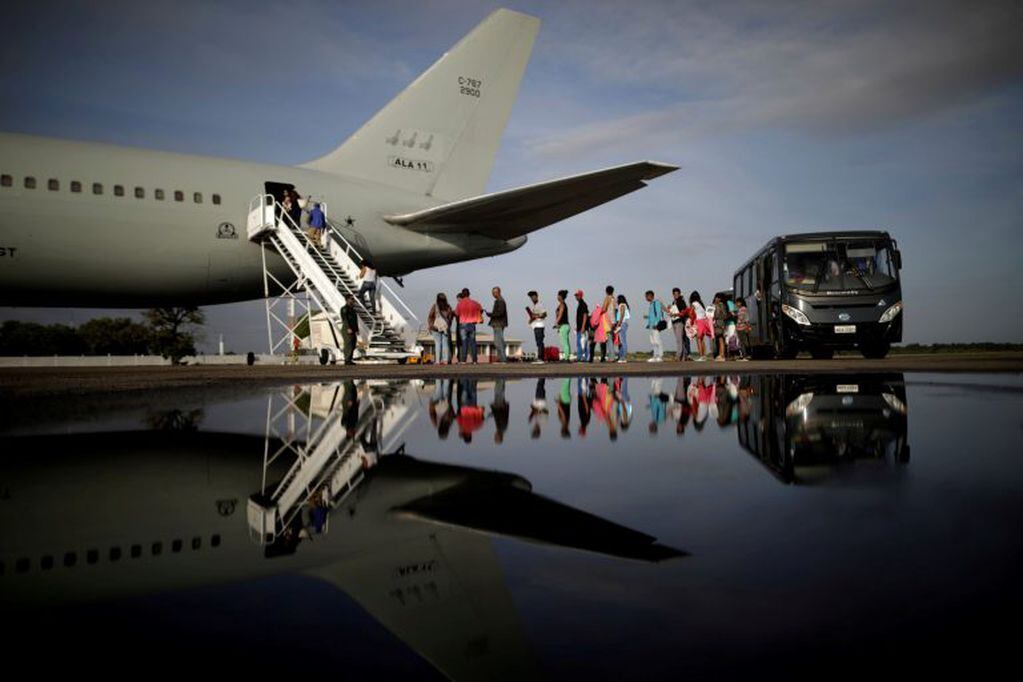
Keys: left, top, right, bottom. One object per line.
{"left": 303, "top": 9, "right": 539, "bottom": 201}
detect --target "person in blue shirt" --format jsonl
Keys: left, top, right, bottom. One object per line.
{"left": 308, "top": 203, "right": 326, "bottom": 248}
{"left": 644, "top": 290, "right": 665, "bottom": 362}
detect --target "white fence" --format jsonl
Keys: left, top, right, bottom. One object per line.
{"left": 0, "top": 354, "right": 323, "bottom": 367}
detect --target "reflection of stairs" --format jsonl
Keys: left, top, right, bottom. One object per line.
{"left": 248, "top": 382, "right": 411, "bottom": 546}
{"left": 247, "top": 194, "right": 415, "bottom": 358}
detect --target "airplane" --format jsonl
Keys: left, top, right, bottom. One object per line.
{"left": 0, "top": 380, "right": 683, "bottom": 679}
{"left": 0, "top": 8, "right": 677, "bottom": 308}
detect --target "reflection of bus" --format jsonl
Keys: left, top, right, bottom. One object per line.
{"left": 733, "top": 231, "right": 903, "bottom": 358}
{"left": 737, "top": 373, "right": 909, "bottom": 484}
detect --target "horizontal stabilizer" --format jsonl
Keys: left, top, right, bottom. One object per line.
{"left": 383, "top": 161, "right": 679, "bottom": 240}
{"left": 394, "top": 478, "right": 686, "bottom": 562}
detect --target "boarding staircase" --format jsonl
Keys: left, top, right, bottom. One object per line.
{"left": 247, "top": 194, "right": 418, "bottom": 361}
{"left": 247, "top": 381, "right": 417, "bottom": 546}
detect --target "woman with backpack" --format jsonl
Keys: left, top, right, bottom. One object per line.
{"left": 614, "top": 294, "right": 631, "bottom": 362}
{"left": 427, "top": 293, "right": 454, "bottom": 364}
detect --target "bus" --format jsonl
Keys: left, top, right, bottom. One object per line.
{"left": 733, "top": 231, "right": 903, "bottom": 359}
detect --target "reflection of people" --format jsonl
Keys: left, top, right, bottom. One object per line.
{"left": 456, "top": 379, "right": 484, "bottom": 443}
{"left": 557, "top": 378, "right": 572, "bottom": 438}
{"left": 577, "top": 377, "right": 592, "bottom": 437}
{"left": 341, "top": 379, "right": 359, "bottom": 438}
{"left": 490, "top": 379, "right": 509, "bottom": 444}
{"left": 529, "top": 378, "right": 549, "bottom": 438}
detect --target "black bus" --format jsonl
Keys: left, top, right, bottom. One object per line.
{"left": 733, "top": 231, "right": 903, "bottom": 359}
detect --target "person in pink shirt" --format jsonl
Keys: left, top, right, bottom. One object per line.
{"left": 454, "top": 287, "right": 483, "bottom": 363}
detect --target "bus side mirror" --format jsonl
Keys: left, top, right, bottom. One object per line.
{"left": 894, "top": 250, "right": 902, "bottom": 270}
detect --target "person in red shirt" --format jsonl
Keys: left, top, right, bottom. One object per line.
{"left": 453, "top": 287, "right": 483, "bottom": 363}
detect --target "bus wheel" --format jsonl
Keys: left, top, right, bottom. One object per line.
{"left": 861, "top": 342, "right": 890, "bottom": 359}
{"left": 810, "top": 347, "right": 834, "bottom": 360}
{"left": 319, "top": 349, "right": 330, "bottom": 365}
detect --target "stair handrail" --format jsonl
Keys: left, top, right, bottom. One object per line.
{"left": 257, "top": 194, "right": 384, "bottom": 337}
{"left": 323, "top": 217, "right": 419, "bottom": 323}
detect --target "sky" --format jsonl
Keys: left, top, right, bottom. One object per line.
{"left": 1, "top": 0, "right": 1022, "bottom": 351}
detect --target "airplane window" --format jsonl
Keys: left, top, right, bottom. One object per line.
{"left": 212, "top": 193, "right": 221, "bottom": 205}
{"left": 172, "top": 539, "right": 183, "bottom": 553}
{"left": 0, "top": 174, "right": 11, "bottom": 187}
{"left": 93, "top": 183, "right": 103, "bottom": 195}
{"left": 25, "top": 176, "right": 36, "bottom": 189}
{"left": 193, "top": 192, "right": 203, "bottom": 204}
{"left": 134, "top": 186, "right": 144, "bottom": 199}
{"left": 155, "top": 188, "right": 165, "bottom": 201}
{"left": 48, "top": 178, "right": 59, "bottom": 191}
{"left": 64, "top": 552, "right": 77, "bottom": 567}
{"left": 114, "top": 185, "right": 125, "bottom": 197}
{"left": 130, "top": 544, "right": 142, "bottom": 558}
{"left": 211, "top": 534, "right": 221, "bottom": 548}
{"left": 41, "top": 555, "right": 54, "bottom": 570}
{"left": 174, "top": 190, "right": 183, "bottom": 202}
{"left": 71, "top": 180, "right": 82, "bottom": 193}
{"left": 109, "top": 547, "right": 122, "bottom": 562}
{"left": 152, "top": 541, "right": 163, "bottom": 556}
{"left": 86, "top": 549, "right": 98, "bottom": 565}
{"left": 0, "top": 560, "right": 4, "bottom": 575}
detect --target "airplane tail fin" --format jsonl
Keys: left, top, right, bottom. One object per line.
{"left": 303, "top": 9, "right": 539, "bottom": 201}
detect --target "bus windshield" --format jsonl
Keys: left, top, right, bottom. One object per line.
{"left": 783, "top": 239, "right": 897, "bottom": 292}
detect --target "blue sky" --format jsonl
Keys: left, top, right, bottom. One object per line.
{"left": 2, "top": 0, "right": 1021, "bottom": 350}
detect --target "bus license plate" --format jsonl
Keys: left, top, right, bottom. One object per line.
{"left": 834, "top": 325, "right": 856, "bottom": 334}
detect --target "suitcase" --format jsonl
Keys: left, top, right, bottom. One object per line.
{"left": 543, "top": 346, "right": 560, "bottom": 361}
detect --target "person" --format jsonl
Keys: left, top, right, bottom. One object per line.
{"left": 280, "top": 191, "right": 295, "bottom": 227}
{"left": 452, "top": 290, "right": 464, "bottom": 363}
{"left": 601, "top": 285, "right": 616, "bottom": 348}
{"left": 690, "top": 291, "right": 712, "bottom": 361}
{"left": 486, "top": 286, "right": 508, "bottom": 362}
{"left": 614, "top": 294, "right": 630, "bottom": 362}
{"left": 712, "top": 293, "right": 729, "bottom": 361}
{"left": 427, "top": 293, "right": 454, "bottom": 364}
{"left": 526, "top": 291, "right": 547, "bottom": 363}
{"left": 340, "top": 294, "right": 359, "bottom": 364}
{"left": 574, "top": 290, "right": 590, "bottom": 362}
{"left": 735, "top": 297, "right": 752, "bottom": 361}
{"left": 644, "top": 290, "right": 665, "bottom": 362}
{"left": 357, "top": 260, "right": 378, "bottom": 314}
{"left": 288, "top": 189, "right": 302, "bottom": 226}
{"left": 669, "top": 287, "right": 690, "bottom": 361}
{"left": 590, "top": 301, "right": 609, "bottom": 362}
{"left": 307, "top": 202, "right": 326, "bottom": 248}
{"left": 555, "top": 290, "right": 571, "bottom": 361}
{"left": 454, "top": 287, "right": 482, "bottom": 363}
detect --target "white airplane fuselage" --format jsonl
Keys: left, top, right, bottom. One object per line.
{"left": 0, "top": 132, "right": 524, "bottom": 307}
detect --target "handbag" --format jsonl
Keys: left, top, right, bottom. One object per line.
{"left": 432, "top": 306, "right": 449, "bottom": 333}
{"left": 656, "top": 320, "right": 668, "bottom": 332}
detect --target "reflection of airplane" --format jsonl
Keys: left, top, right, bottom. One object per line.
{"left": 0, "top": 8, "right": 676, "bottom": 307}
{"left": 736, "top": 374, "right": 909, "bottom": 484}
{"left": 0, "top": 383, "right": 682, "bottom": 680}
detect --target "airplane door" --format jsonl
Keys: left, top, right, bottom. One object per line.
{"left": 264, "top": 181, "right": 295, "bottom": 203}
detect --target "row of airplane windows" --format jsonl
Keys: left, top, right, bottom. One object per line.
{"left": 0, "top": 533, "right": 222, "bottom": 577}
{"left": 0, "top": 173, "right": 221, "bottom": 205}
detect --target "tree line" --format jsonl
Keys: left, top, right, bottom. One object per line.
{"left": 0, "top": 307, "right": 205, "bottom": 363}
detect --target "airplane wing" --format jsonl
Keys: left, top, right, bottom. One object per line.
{"left": 383, "top": 161, "right": 679, "bottom": 240}
{"left": 394, "top": 479, "right": 686, "bottom": 562}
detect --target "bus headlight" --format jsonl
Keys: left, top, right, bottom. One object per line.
{"left": 879, "top": 301, "right": 903, "bottom": 324}
{"left": 782, "top": 304, "right": 811, "bottom": 326}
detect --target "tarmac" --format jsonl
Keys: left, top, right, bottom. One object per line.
{"left": 1, "top": 352, "right": 1021, "bottom": 399}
